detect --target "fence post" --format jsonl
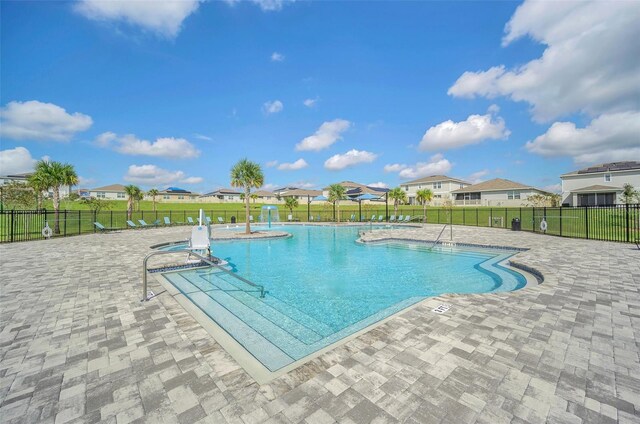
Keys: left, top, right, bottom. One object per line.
{"left": 559, "top": 207, "right": 563, "bottom": 236}
{"left": 110, "top": 210, "right": 113, "bottom": 228}
{"left": 10, "top": 210, "right": 14, "bottom": 243}
{"left": 490, "top": 208, "right": 493, "bottom": 227}
{"left": 78, "top": 210, "right": 81, "bottom": 235}
{"left": 505, "top": 208, "right": 507, "bottom": 228}
{"left": 437, "top": 208, "right": 440, "bottom": 223}
{"left": 93, "top": 211, "right": 97, "bottom": 232}
{"left": 476, "top": 208, "right": 478, "bottom": 226}
{"left": 584, "top": 206, "right": 589, "bottom": 239}
{"left": 64, "top": 210, "right": 67, "bottom": 236}
{"left": 625, "top": 203, "right": 630, "bottom": 242}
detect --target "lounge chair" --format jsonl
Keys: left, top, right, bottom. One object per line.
{"left": 389, "top": 215, "right": 396, "bottom": 222}
{"left": 403, "top": 215, "right": 411, "bottom": 223}
{"left": 187, "top": 217, "right": 195, "bottom": 224}
{"left": 378, "top": 215, "right": 384, "bottom": 222}
{"left": 163, "top": 217, "right": 172, "bottom": 226}
{"left": 217, "top": 217, "right": 224, "bottom": 224}
{"left": 126, "top": 220, "right": 138, "bottom": 229}
{"left": 349, "top": 214, "right": 356, "bottom": 222}
{"left": 316, "top": 215, "right": 321, "bottom": 222}
{"left": 138, "top": 219, "right": 154, "bottom": 228}
{"left": 249, "top": 215, "right": 254, "bottom": 222}
{"left": 397, "top": 215, "right": 404, "bottom": 222}
{"left": 369, "top": 214, "right": 376, "bottom": 222}
{"left": 94, "top": 222, "right": 117, "bottom": 232}
{"left": 205, "top": 216, "right": 212, "bottom": 225}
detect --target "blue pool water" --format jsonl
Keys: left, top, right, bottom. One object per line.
{"left": 161, "top": 225, "right": 526, "bottom": 371}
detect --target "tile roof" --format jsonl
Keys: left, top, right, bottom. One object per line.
{"left": 451, "top": 178, "right": 546, "bottom": 193}
{"left": 91, "top": 184, "right": 127, "bottom": 192}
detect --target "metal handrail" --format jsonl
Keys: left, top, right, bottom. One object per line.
{"left": 142, "top": 249, "right": 266, "bottom": 301}
{"left": 428, "top": 224, "right": 449, "bottom": 250}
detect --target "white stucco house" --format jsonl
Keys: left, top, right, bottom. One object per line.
{"left": 199, "top": 188, "right": 243, "bottom": 203}
{"left": 400, "top": 175, "right": 470, "bottom": 205}
{"left": 451, "top": 178, "right": 551, "bottom": 207}
{"left": 561, "top": 161, "right": 640, "bottom": 206}
{"left": 89, "top": 184, "right": 127, "bottom": 200}
{"left": 1, "top": 172, "right": 72, "bottom": 198}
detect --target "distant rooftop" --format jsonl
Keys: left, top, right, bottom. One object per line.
{"left": 451, "top": 178, "right": 549, "bottom": 194}
{"left": 563, "top": 161, "right": 640, "bottom": 176}
{"left": 403, "top": 174, "right": 470, "bottom": 185}
{"left": 91, "top": 184, "right": 126, "bottom": 192}
{"left": 163, "top": 187, "right": 190, "bottom": 193}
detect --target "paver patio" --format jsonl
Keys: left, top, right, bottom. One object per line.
{"left": 1, "top": 224, "right": 639, "bottom": 424}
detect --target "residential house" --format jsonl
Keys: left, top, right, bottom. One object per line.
{"left": 252, "top": 190, "right": 278, "bottom": 203}
{"left": 451, "top": 178, "right": 550, "bottom": 207}
{"left": 400, "top": 175, "right": 470, "bottom": 205}
{"left": 560, "top": 161, "right": 640, "bottom": 206}
{"left": 279, "top": 188, "right": 323, "bottom": 202}
{"left": 199, "top": 188, "right": 243, "bottom": 203}
{"left": 150, "top": 187, "right": 199, "bottom": 203}
{"left": 89, "top": 184, "right": 127, "bottom": 200}
{"left": 1, "top": 172, "right": 72, "bottom": 198}
{"left": 322, "top": 181, "right": 388, "bottom": 203}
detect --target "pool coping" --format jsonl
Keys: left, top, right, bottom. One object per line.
{"left": 149, "top": 234, "right": 543, "bottom": 384}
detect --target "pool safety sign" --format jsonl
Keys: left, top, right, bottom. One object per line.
{"left": 432, "top": 304, "right": 452, "bottom": 314}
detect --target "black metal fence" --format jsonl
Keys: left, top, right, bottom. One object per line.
{"left": 1, "top": 205, "right": 638, "bottom": 244}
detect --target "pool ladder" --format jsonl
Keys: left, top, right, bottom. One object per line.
{"left": 141, "top": 250, "right": 266, "bottom": 301}
{"left": 428, "top": 224, "right": 449, "bottom": 250}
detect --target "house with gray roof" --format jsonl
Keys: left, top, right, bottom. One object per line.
{"left": 560, "top": 161, "right": 640, "bottom": 206}
{"left": 400, "top": 175, "right": 470, "bottom": 205}
{"left": 451, "top": 178, "right": 550, "bottom": 207}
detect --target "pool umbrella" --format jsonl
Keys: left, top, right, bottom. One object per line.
{"left": 356, "top": 193, "right": 381, "bottom": 222}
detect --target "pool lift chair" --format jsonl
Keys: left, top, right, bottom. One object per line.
{"left": 186, "top": 210, "right": 212, "bottom": 263}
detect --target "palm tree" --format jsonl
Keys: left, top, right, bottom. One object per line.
{"left": 284, "top": 197, "right": 299, "bottom": 217}
{"left": 328, "top": 184, "right": 346, "bottom": 223}
{"left": 230, "top": 159, "right": 264, "bottom": 234}
{"left": 29, "top": 160, "right": 78, "bottom": 234}
{"left": 28, "top": 172, "right": 49, "bottom": 210}
{"left": 387, "top": 187, "right": 407, "bottom": 218}
{"left": 416, "top": 189, "right": 434, "bottom": 223}
{"left": 148, "top": 188, "right": 159, "bottom": 211}
{"left": 124, "top": 185, "right": 141, "bottom": 220}
{"left": 251, "top": 193, "right": 258, "bottom": 204}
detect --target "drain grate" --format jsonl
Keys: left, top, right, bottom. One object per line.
{"left": 432, "top": 304, "right": 452, "bottom": 314}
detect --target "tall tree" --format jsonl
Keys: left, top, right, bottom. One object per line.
{"left": 27, "top": 172, "right": 49, "bottom": 210}
{"left": 230, "top": 159, "right": 264, "bottom": 234}
{"left": 328, "top": 184, "right": 346, "bottom": 223}
{"left": 416, "top": 188, "right": 434, "bottom": 223}
{"left": 29, "top": 160, "right": 78, "bottom": 234}
{"left": 124, "top": 185, "right": 141, "bottom": 220}
{"left": 387, "top": 187, "right": 408, "bottom": 218}
{"left": 148, "top": 188, "right": 159, "bottom": 211}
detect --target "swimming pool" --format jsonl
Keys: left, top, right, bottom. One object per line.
{"left": 159, "top": 225, "right": 528, "bottom": 373}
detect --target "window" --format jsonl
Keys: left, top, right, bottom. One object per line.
{"left": 433, "top": 182, "right": 441, "bottom": 189}
{"left": 604, "top": 173, "right": 611, "bottom": 182}
{"left": 117, "top": 192, "right": 125, "bottom": 199}
{"left": 178, "top": 195, "right": 184, "bottom": 200}
{"left": 460, "top": 184, "right": 464, "bottom": 189}
{"left": 228, "top": 196, "right": 234, "bottom": 200}
{"left": 404, "top": 186, "right": 409, "bottom": 191}
{"left": 97, "top": 191, "right": 106, "bottom": 198}
{"left": 507, "top": 191, "right": 521, "bottom": 200}
{"left": 163, "top": 195, "right": 170, "bottom": 200}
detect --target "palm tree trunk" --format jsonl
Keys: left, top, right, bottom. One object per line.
{"left": 423, "top": 204, "right": 427, "bottom": 223}
{"left": 394, "top": 202, "right": 398, "bottom": 218}
{"left": 337, "top": 201, "right": 340, "bottom": 223}
{"left": 153, "top": 197, "right": 156, "bottom": 212}
{"left": 245, "top": 187, "right": 251, "bottom": 234}
{"left": 127, "top": 198, "right": 133, "bottom": 220}
{"left": 53, "top": 187, "right": 60, "bottom": 234}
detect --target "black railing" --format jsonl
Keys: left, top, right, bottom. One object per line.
{"left": 0, "top": 205, "right": 638, "bottom": 244}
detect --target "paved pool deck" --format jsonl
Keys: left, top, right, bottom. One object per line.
{"left": 0, "top": 224, "right": 639, "bottom": 424}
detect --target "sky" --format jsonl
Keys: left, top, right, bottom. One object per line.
{"left": 1, "top": 0, "right": 639, "bottom": 194}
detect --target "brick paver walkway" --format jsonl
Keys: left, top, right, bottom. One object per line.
{"left": 1, "top": 224, "right": 638, "bottom": 423}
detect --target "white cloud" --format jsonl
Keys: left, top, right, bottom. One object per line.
{"left": 74, "top": 0, "right": 201, "bottom": 38}
{"left": 271, "top": 52, "right": 285, "bottom": 62}
{"left": 265, "top": 160, "right": 279, "bottom": 167}
{"left": 525, "top": 111, "right": 640, "bottom": 164}
{"left": 288, "top": 180, "right": 316, "bottom": 189}
{"left": 194, "top": 133, "right": 212, "bottom": 141}
{"left": 277, "top": 158, "right": 308, "bottom": 171}
{"left": 367, "top": 182, "right": 388, "bottom": 189}
{"left": 124, "top": 164, "right": 202, "bottom": 186}
{"left": 383, "top": 164, "right": 407, "bottom": 173}
{"left": 324, "top": 149, "right": 377, "bottom": 171}
{"left": 77, "top": 176, "right": 95, "bottom": 186}
{"left": 263, "top": 100, "right": 283, "bottom": 115}
{"left": 251, "top": 0, "right": 294, "bottom": 11}
{"left": 303, "top": 98, "right": 318, "bottom": 108}
{"left": 0, "top": 147, "right": 38, "bottom": 175}
{"left": 296, "top": 119, "right": 351, "bottom": 151}
{"left": 448, "top": 1, "right": 640, "bottom": 122}
{"left": 397, "top": 154, "right": 453, "bottom": 180}
{"left": 0, "top": 100, "right": 93, "bottom": 142}
{"left": 96, "top": 132, "right": 200, "bottom": 159}
{"left": 467, "top": 169, "right": 490, "bottom": 184}
{"left": 419, "top": 112, "right": 510, "bottom": 151}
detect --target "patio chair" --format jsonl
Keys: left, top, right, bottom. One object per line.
{"left": 249, "top": 215, "right": 254, "bottom": 222}
{"left": 369, "top": 214, "right": 376, "bottom": 222}
{"left": 205, "top": 216, "right": 212, "bottom": 225}
{"left": 187, "top": 217, "right": 195, "bottom": 224}
{"left": 377, "top": 215, "right": 384, "bottom": 222}
{"left": 397, "top": 215, "right": 404, "bottom": 222}
{"left": 163, "top": 217, "right": 172, "bottom": 226}
{"left": 94, "top": 222, "right": 117, "bottom": 232}
{"left": 126, "top": 220, "right": 138, "bottom": 229}
{"left": 389, "top": 215, "right": 396, "bottom": 222}
{"left": 316, "top": 214, "right": 321, "bottom": 222}
{"left": 138, "top": 219, "right": 153, "bottom": 228}
{"left": 349, "top": 214, "right": 356, "bottom": 222}
{"left": 217, "top": 217, "right": 224, "bottom": 224}
{"left": 403, "top": 215, "right": 411, "bottom": 223}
